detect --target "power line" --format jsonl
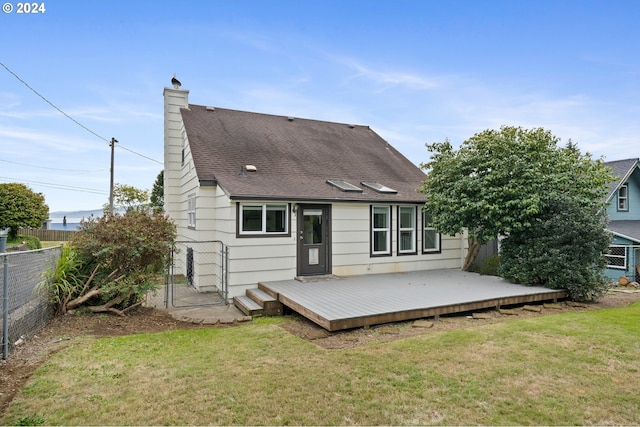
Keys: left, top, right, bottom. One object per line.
{"left": 0, "top": 61, "right": 163, "bottom": 165}
{"left": 0, "top": 176, "right": 108, "bottom": 195}
{"left": 0, "top": 61, "right": 110, "bottom": 143}
{"left": 117, "top": 145, "right": 163, "bottom": 165}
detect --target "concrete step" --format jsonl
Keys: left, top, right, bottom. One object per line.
{"left": 247, "top": 288, "right": 283, "bottom": 316}
{"left": 233, "top": 295, "right": 263, "bottom": 317}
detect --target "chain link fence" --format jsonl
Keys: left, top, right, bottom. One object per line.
{"left": 1, "top": 246, "right": 61, "bottom": 359}
{"left": 166, "top": 240, "right": 228, "bottom": 307}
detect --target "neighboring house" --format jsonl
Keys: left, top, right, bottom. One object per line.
{"left": 603, "top": 158, "right": 640, "bottom": 283}
{"left": 163, "top": 85, "right": 465, "bottom": 300}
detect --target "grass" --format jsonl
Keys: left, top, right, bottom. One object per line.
{"left": 3, "top": 303, "right": 640, "bottom": 426}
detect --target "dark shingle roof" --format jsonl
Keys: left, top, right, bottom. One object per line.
{"left": 607, "top": 220, "right": 640, "bottom": 243}
{"left": 181, "top": 105, "right": 426, "bottom": 203}
{"left": 604, "top": 158, "right": 639, "bottom": 202}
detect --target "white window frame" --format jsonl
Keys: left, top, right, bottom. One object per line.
{"left": 606, "top": 245, "right": 627, "bottom": 270}
{"left": 422, "top": 211, "right": 441, "bottom": 253}
{"left": 371, "top": 205, "right": 391, "bottom": 256}
{"left": 398, "top": 206, "right": 417, "bottom": 254}
{"left": 187, "top": 194, "right": 196, "bottom": 229}
{"left": 618, "top": 184, "right": 629, "bottom": 211}
{"left": 239, "top": 203, "right": 288, "bottom": 236}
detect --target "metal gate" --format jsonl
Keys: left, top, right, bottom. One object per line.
{"left": 166, "top": 240, "right": 228, "bottom": 308}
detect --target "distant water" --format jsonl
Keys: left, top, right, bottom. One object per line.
{"left": 48, "top": 222, "right": 81, "bottom": 231}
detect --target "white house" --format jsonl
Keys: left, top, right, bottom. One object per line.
{"left": 163, "top": 84, "right": 466, "bottom": 301}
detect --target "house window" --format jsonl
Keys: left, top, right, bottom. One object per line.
{"left": 371, "top": 206, "right": 391, "bottom": 256}
{"left": 239, "top": 204, "right": 288, "bottom": 235}
{"left": 422, "top": 212, "right": 441, "bottom": 253}
{"left": 605, "top": 245, "right": 627, "bottom": 270}
{"left": 187, "top": 194, "right": 196, "bottom": 228}
{"left": 398, "top": 206, "right": 417, "bottom": 254}
{"left": 618, "top": 185, "right": 629, "bottom": 211}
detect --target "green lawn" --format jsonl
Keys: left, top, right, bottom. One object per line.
{"left": 3, "top": 303, "right": 640, "bottom": 426}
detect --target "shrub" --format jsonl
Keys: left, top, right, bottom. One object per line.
{"left": 477, "top": 254, "right": 500, "bottom": 276}
{"left": 7, "top": 235, "right": 41, "bottom": 250}
{"left": 39, "top": 211, "right": 176, "bottom": 315}
{"left": 499, "top": 195, "right": 610, "bottom": 301}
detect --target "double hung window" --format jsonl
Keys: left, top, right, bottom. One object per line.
{"left": 422, "top": 212, "right": 440, "bottom": 253}
{"left": 187, "top": 194, "right": 196, "bottom": 228}
{"left": 618, "top": 185, "right": 629, "bottom": 211}
{"left": 398, "top": 206, "right": 417, "bottom": 254}
{"left": 371, "top": 206, "right": 391, "bottom": 255}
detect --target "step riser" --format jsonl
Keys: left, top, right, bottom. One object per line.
{"left": 232, "top": 296, "right": 264, "bottom": 317}
{"left": 247, "top": 288, "right": 283, "bottom": 316}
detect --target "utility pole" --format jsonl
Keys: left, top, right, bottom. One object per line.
{"left": 109, "top": 137, "right": 118, "bottom": 214}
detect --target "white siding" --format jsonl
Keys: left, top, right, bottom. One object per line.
{"left": 331, "top": 203, "right": 462, "bottom": 276}
{"left": 164, "top": 97, "right": 465, "bottom": 298}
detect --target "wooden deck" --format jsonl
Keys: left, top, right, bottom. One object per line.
{"left": 259, "top": 269, "right": 567, "bottom": 331}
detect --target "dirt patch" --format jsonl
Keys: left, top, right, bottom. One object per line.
{"left": 1, "top": 290, "right": 639, "bottom": 414}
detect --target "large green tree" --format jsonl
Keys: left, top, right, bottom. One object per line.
{"left": 150, "top": 170, "right": 164, "bottom": 212}
{"left": 109, "top": 183, "right": 150, "bottom": 213}
{"left": 419, "top": 126, "right": 612, "bottom": 271}
{"left": 0, "top": 183, "right": 49, "bottom": 239}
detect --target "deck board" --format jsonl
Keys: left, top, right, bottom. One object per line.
{"left": 260, "top": 269, "right": 567, "bottom": 331}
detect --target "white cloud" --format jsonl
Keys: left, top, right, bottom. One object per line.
{"left": 335, "top": 57, "right": 439, "bottom": 91}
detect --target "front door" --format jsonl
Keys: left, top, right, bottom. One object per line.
{"left": 297, "top": 204, "right": 331, "bottom": 276}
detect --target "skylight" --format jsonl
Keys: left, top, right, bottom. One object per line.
{"left": 327, "top": 179, "right": 363, "bottom": 192}
{"left": 361, "top": 181, "right": 397, "bottom": 194}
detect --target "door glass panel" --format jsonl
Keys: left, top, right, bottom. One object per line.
{"left": 303, "top": 209, "right": 323, "bottom": 244}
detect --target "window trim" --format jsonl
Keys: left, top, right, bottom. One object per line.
{"left": 422, "top": 211, "right": 441, "bottom": 254}
{"left": 187, "top": 194, "right": 196, "bottom": 229}
{"left": 605, "top": 245, "right": 627, "bottom": 270}
{"left": 371, "top": 205, "right": 392, "bottom": 257}
{"left": 618, "top": 184, "right": 629, "bottom": 211}
{"left": 397, "top": 206, "right": 417, "bottom": 255}
{"left": 237, "top": 203, "right": 291, "bottom": 237}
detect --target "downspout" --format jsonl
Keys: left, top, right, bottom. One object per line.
{"left": 460, "top": 231, "right": 465, "bottom": 270}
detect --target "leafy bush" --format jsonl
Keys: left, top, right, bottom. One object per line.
{"left": 39, "top": 211, "right": 176, "bottom": 315}
{"left": 477, "top": 254, "right": 500, "bottom": 276}
{"left": 499, "top": 195, "right": 610, "bottom": 301}
{"left": 7, "top": 235, "right": 42, "bottom": 250}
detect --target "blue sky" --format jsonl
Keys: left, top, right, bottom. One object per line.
{"left": 1, "top": 0, "right": 639, "bottom": 214}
